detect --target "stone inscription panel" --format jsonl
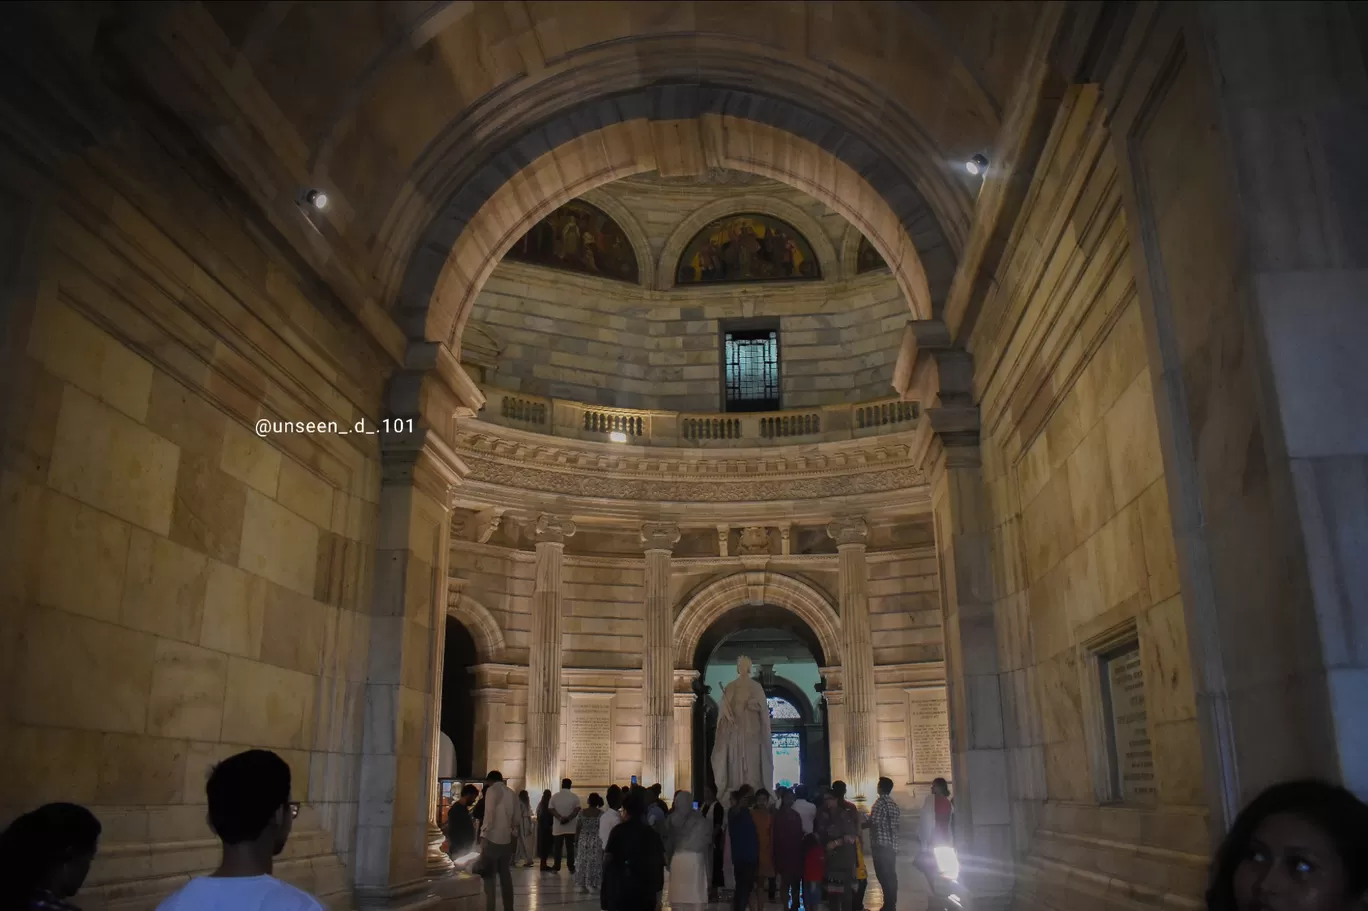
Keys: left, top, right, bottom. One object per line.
{"left": 1106, "top": 646, "right": 1155, "bottom": 802}
{"left": 907, "top": 688, "right": 952, "bottom": 783}
{"left": 566, "top": 697, "right": 614, "bottom": 785}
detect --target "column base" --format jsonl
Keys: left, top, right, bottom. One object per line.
{"left": 426, "top": 822, "right": 455, "bottom": 875}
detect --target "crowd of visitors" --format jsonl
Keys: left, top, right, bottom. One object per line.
{"left": 5, "top": 758, "right": 1367, "bottom": 911}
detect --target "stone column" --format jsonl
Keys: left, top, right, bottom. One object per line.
{"left": 526, "top": 514, "right": 575, "bottom": 797}
{"left": 472, "top": 682, "right": 509, "bottom": 781}
{"left": 828, "top": 517, "right": 877, "bottom": 799}
{"left": 673, "top": 670, "right": 699, "bottom": 799}
{"left": 820, "top": 670, "right": 848, "bottom": 786}
{"left": 356, "top": 430, "right": 467, "bottom": 901}
{"left": 640, "top": 522, "right": 681, "bottom": 790}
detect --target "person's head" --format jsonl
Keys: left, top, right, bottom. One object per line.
{"left": 832, "top": 780, "right": 847, "bottom": 800}
{"left": 561, "top": 779, "right": 573, "bottom": 791}
{"left": 539, "top": 790, "right": 552, "bottom": 808}
{"left": 649, "top": 783, "right": 662, "bottom": 799}
{"left": 932, "top": 778, "right": 950, "bottom": 798}
{"left": 519, "top": 790, "right": 530, "bottom": 806}
{"left": 781, "top": 788, "right": 796, "bottom": 808}
{"left": 730, "top": 790, "right": 742, "bottom": 807}
{"left": 756, "top": 788, "right": 770, "bottom": 806}
{"left": 0, "top": 802, "right": 102, "bottom": 900}
{"left": 739, "top": 784, "right": 754, "bottom": 804}
{"left": 674, "top": 790, "right": 692, "bottom": 812}
{"left": 460, "top": 784, "right": 480, "bottom": 806}
{"left": 793, "top": 784, "right": 807, "bottom": 801}
{"left": 1208, "top": 780, "right": 1368, "bottom": 911}
{"left": 206, "top": 749, "right": 297, "bottom": 857}
{"left": 486, "top": 770, "right": 504, "bottom": 785}
{"left": 622, "top": 793, "right": 646, "bottom": 821}
{"left": 878, "top": 778, "right": 894, "bottom": 797}
{"left": 588, "top": 793, "right": 604, "bottom": 809}
{"left": 822, "top": 789, "right": 839, "bottom": 811}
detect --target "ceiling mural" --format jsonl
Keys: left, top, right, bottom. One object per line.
{"left": 676, "top": 213, "right": 822, "bottom": 284}
{"left": 856, "top": 235, "right": 889, "bottom": 273}
{"left": 506, "top": 199, "right": 640, "bottom": 283}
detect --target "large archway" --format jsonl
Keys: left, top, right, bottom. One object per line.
{"left": 401, "top": 105, "right": 953, "bottom": 351}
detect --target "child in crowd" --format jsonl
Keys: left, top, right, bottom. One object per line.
{"left": 801, "top": 832, "right": 825, "bottom": 911}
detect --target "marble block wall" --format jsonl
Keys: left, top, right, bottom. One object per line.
{"left": 469, "top": 264, "right": 909, "bottom": 412}
{"left": 966, "top": 85, "right": 1209, "bottom": 908}
{"left": 0, "top": 101, "right": 389, "bottom": 907}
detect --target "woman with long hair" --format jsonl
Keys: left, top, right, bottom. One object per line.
{"left": 665, "top": 791, "right": 712, "bottom": 911}
{"left": 1206, "top": 779, "right": 1368, "bottom": 911}
{"left": 515, "top": 790, "right": 536, "bottom": 867}
{"left": 0, "top": 803, "right": 102, "bottom": 910}
{"left": 573, "top": 793, "right": 607, "bottom": 891}
{"left": 536, "top": 789, "right": 555, "bottom": 871}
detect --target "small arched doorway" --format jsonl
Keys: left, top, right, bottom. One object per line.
{"left": 692, "top": 604, "right": 830, "bottom": 797}
{"left": 441, "top": 617, "right": 478, "bottom": 778}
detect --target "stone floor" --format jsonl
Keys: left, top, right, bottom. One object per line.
{"left": 446, "top": 857, "right": 937, "bottom": 911}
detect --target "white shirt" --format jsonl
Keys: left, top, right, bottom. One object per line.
{"left": 155, "top": 875, "right": 323, "bottom": 911}
{"left": 550, "top": 789, "right": 581, "bottom": 836}
{"left": 792, "top": 798, "right": 816, "bottom": 835}
{"left": 482, "top": 781, "right": 520, "bottom": 845}
{"left": 599, "top": 807, "right": 623, "bottom": 845}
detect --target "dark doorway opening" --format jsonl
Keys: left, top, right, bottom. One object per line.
{"left": 441, "top": 618, "right": 478, "bottom": 779}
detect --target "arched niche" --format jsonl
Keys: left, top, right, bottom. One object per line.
{"left": 503, "top": 197, "right": 644, "bottom": 285}
{"left": 675, "top": 572, "right": 841, "bottom": 670}
{"left": 674, "top": 214, "right": 821, "bottom": 286}
{"left": 447, "top": 592, "right": 506, "bottom": 664}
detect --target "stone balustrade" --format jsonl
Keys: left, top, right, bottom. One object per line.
{"left": 481, "top": 387, "right": 919, "bottom": 447}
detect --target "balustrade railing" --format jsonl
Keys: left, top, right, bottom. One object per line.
{"left": 480, "top": 388, "right": 918, "bottom": 448}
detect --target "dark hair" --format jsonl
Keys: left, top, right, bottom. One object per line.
{"left": 461, "top": 784, "right": 480, "bottom": 799}
{"left": 538, "top": 790, "right": 552, "bottom": 810}
{"left": 756, "top": 789, "right": 770, "bottom": 801}
{"left": 487, "top": 770, "right": 504, "bottom": 783}
{"left": 0, "top": 803, "right": 101, "bottom": 905}
{"left": 562, "top": 779, "right": 573, "bottom": 789}
{"left": 606, "top": 785, "right": 623, "bottom": 810}
{"left": 623, "top": 793, "right": 646, "bottom": 818}
{"left": 832, "top": 780, "right": 847, "bottom": 798}
{"left": 1207, "top": 780, "right": 1368, "bottom": 911}
{"left": 649, "top": 783, "right": 661, "bottom": 796}
{"left": 519, "top": 790, "right": 530, "bottom": 805}
{"left": 739, "top": 784, "right": 753, "bottom": 797}
{"left": 878, "top": 777, "right": 894, "bottom": 795}
{"left": 589, "top": 793, "right": 604, "bottom": 808}
{"left": 792, "top": 784, "right": 806, "bottom": 800}
{"left": 207, "top": 749, "right": 291, "bottom": 843}
{"left": 932, "top": 778, "right": 948, "bottom": 793}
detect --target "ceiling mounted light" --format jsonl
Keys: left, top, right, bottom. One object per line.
{"left": 609, "top": 431, "right": 628, "bottom": 443}
{"left": 303, "top": 188, "right": 329, "bottom": 210}
{"left": 965, "top": 154, "right": 989, "bottom": 176}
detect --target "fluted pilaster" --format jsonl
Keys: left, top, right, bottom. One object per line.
{"left": 527, "top": 514, "right": 575, "bottom": 796}
{"left": 829, "top": 516, "right": 876, "bottom": 798}
{"left": 641, "top": 522, "right": 681, "bottom": 790}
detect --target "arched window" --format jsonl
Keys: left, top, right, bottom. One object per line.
{"left": 677, "top": 214, "right": 821, "bottom": 284}
{"left": 768, "top": 696, "right": 802, "bottom": 720}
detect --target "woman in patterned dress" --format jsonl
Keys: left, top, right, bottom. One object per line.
{"left": 573, "top": 793, "right": 607, "bottom": 891}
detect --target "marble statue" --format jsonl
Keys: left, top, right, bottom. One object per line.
{"left": 710, "top": 655, "right": 773, "bottom": 799}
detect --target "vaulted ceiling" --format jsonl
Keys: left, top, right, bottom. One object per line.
{"left": 91, "top": 1, "right": 1044, "bottom": 350}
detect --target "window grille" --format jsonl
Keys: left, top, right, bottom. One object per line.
{"left": 724, "top": 327, "right": 780, "bottom": 412}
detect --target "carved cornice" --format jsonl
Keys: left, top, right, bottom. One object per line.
{"left": 449, "top": 419, "right": 928, "bottom": 509}
{"left": 381, "top": 429, "right": 469, "bottom": 505}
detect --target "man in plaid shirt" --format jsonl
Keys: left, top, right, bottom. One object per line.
{"left": 867, "top": 777, "right": 901, "bottom": 911}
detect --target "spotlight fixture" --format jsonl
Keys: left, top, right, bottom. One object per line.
{"left": 302, "top": 188, "right": 329, "bottom": 210}
{"left": 965, "top": 154, "right": 989, "bottom": 176}
{"left": 609, "top": 431, "right": 628, "bottom": 443}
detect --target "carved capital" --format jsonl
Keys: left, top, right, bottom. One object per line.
{"left": 464, "top": 507, "right": 504, "bottom": 543}
{"left": 827, "top": 516, "right": 869, "bottom": 547}
{"left": 717, "top": 525, "right": 730, "bottom": 557}
{"left": 641, "top": 522, "right": 682, "bottom": 553}
{"left": 534, "top": 514, "right": 577, "bottom": 544}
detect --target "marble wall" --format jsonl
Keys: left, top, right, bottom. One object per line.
{"left": 965, "top": 85, "right": 1209, "bottom": 907}
{"left": 0, "top": 97, "right": 389, "bottom": 908}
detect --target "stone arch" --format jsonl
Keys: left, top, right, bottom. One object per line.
{"left": 398, "top": 90, "right": 950, "bottom": 350}
{"left": 656, "top": 195, "right": 840, "bottom": 291}
{"left": 673, "top": 572, "right": 841, "bottom": 670}
{"left": 840, "top": 223, "right": 863, "bottom": 280}
{"left": 447, "top": 593, "right": 506, "bottom": 664}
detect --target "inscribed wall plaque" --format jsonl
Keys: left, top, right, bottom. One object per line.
{"left": 1105, "top": 646, "right": 1155, "bottom": 802}
{"left": 566, "top": 696, "right": 614, "bottom": 785}
{"left": 906, "top": 687, "right": 953, "bottom": 782}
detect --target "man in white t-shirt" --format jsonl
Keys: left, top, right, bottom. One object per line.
{"left": 547, "top": 779, "right": 581, "bottom": 873}
{"left": 478, "top": 770, "right": 522, "bottom": 911}
{"left": 156, "top": 749, "right": 323, "bottom": 910}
